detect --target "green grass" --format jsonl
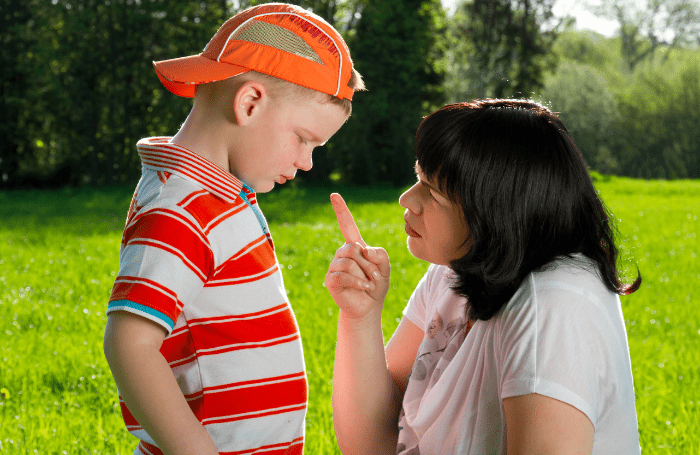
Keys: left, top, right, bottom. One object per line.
{"left": 0, "top": 177, "right": 698, "bottom": 453}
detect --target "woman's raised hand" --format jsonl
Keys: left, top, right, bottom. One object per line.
{"left": 324, "top": 193, "right": 391, "bottom": 320}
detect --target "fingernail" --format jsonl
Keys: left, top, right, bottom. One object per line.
{"left": 362, "top": 281, "right": 371, "bottom": 289}
{"left": 372, "top": 271, "right": 380, "bottom": 280}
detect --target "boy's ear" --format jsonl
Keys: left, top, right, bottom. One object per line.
{"left": 233, "top": 80, "right": 268, "bottom": 126}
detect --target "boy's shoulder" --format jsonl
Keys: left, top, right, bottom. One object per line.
{"left": 130, "top": 169, "right": 244, "bottom": 233}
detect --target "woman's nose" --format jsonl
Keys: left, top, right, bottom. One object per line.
{"left": 399, "top": 184, "right": 421, "bottom": 214}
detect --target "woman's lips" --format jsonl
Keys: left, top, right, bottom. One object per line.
{"left": 405, "top": 220, "right": 421, "bottom": 237}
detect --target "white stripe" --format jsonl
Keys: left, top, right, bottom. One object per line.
{"left": 137, "top": 144, "right": 242, "bottom": 201}
{"left": 140, "top": 152, "right": 238, "bottom": 201}
{"left": 229, "top": 235, "right": 268, "bottom": 261}
{"left": 139, "top": 141, "right": 235, "bottom": 184}
{"left": 204, "top": 200, "right": 249, "bottom": 232}
{"left": 129, "top": 237, "right": 207, "bottom": 281}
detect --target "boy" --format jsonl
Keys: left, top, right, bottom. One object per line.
{"left": 103, "top": 4, "right": 364, "bottom": 455}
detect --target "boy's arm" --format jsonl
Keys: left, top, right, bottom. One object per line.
{"left": 103, "top": 311, "right": 219, "bottom": 455}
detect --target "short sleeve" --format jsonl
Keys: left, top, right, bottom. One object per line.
{"left": 107, "top": 207, "right": 213, "bottom": 334}
{"left": 403, "top": 264, "right": 443, "bottom": 332}
{"left": 498, "top": 277, "right": 620, "bottom": 427}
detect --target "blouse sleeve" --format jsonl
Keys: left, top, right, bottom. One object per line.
{"left": 497, "top": 275, "right": 624, "bottom": 428}
{"left": 402, "top": 264, "right": 443, "bottom": 332}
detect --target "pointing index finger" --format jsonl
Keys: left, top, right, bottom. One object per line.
{"left": 330, "top": 193, "right": 366, "bottom": 247}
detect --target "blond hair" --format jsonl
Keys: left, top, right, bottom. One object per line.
{"left": 196, "top": 69, "right": 364, "bottom": 117}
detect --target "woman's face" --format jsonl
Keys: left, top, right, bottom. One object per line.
{"left": 399, "top": 164, "right": 471, "bottom": 266}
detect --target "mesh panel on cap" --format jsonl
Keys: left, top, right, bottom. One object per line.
{"left": 233, "top": 19, "right": 325, "bottom": 65}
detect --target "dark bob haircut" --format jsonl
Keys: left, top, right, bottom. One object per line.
{"left": 415, "top": 99, "right": 641, "bottom": 321}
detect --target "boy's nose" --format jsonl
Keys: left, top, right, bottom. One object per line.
{"left": 295, "top": 150, "right": 313, "bottom": 172}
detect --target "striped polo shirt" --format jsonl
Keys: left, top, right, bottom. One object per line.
{"left": 107, "top": 137, "right": 307, "bottom": 455}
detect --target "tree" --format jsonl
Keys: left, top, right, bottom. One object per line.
{"left": 591, "top": 0, "right": 700, "bottom": 71}
{"left": 540, "top": 61, "right": 621, "bottom": 174}
{"left": 446, "top": 0, "right": 560, "bottom": 100}
{"left": 334, "top": 0, "right": 446, "bottom": 186}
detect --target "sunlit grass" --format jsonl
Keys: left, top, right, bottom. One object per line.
{"left": 0, "top": 178, "right": 698, "bottom": 453}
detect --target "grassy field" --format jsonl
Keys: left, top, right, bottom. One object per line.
{"left": 0, "top": 176, "right": 698, "bottom": 454}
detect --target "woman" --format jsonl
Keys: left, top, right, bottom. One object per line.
{"left": 325, "top": 99, "right": 641, "bottom": 455}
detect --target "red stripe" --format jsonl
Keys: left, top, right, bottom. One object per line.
{"left": 201, "top": 375, "right": 307, "bottom": 424}
{"left": 139, "top": 141, "right": 234, "bottom": 183}
{"left": 123, "top": 210, "right": 212, "bottom": 280}
{"left": 140, "top": 438, "right": 304, "bottom": 455}
{"left": 109, "top": 277, "right": 182, "bottom": 324}
{"left": 160, "top": 327, "right": 196, "bottom": 366}
{"left": 139, "top": 147, "right": 241, "bottom": 201}
{"left": 140, "top": 441, "right": 164, "bottom": 455}
{"left": 201, "top": 372, "right": 305, "bottom": 395}
{"left": 220, "top": 438, "right": 304, "bottom": 455}
{"left": 179, "top": 191, "right": 248, "bottom": 234}
{"left": 209, "top": 236, "right": 277, "bottom": 283}
{"left": 188, "top": 304, "right": 300, "bottom": 354}
{"left": 178, "top": 188, "right": 209, "bottom": 208}
{"left": 119, "top": 398, "right": 141, "bottom": 429}
{"left": 187, "top": 303, "right": 289, "bottom": 326}
{"left": 163, "top": 304, "right": 300, "bottom": 367}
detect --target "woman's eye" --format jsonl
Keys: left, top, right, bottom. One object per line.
{"left": 298, "top": 135, "right": 309, "bottom": 145}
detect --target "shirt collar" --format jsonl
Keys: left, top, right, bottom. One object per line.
{"left": 136, "top": 137, "right": 245, "bottom": 202}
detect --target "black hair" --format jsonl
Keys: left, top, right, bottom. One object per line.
{"left": 415, "top": 99, "right": 641, "bottom": 321}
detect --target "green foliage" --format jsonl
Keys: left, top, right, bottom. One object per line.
{"left": 615, "top": 61, "right": 700, "bottom": 178}
{"left": 333, "top": 0, "right": 446, "bottom": 186}
{"left": 446, "top": 0, "right": 559, "bottom": 100}
{"left": 539, "top": 61, "right": 621, "bottom": 173}
{"left": 541, "top": 29, "right": 700, "bottom": 178}
{"left": 0, "top": 180, "right": 699, "bottom": 452}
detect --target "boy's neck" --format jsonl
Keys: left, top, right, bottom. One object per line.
{"left": 170, "top": 105, "right": 236, "bottom": 174}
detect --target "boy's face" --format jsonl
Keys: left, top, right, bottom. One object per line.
{"left": 231, "top": 93, "right": 348, "bottom": 193}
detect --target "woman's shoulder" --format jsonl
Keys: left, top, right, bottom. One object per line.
{"left": 504, "top": 254, "right": 617, "bottom": 316}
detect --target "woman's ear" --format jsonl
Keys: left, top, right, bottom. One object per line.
{"left": 233, "top": 80, "right": 268, "bottom": 126}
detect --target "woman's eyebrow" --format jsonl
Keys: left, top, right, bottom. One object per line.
{"left": 419, "top": 178, "right": 440, "bottom": 194}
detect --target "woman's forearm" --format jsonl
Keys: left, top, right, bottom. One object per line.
{"left": 332, "top": 306, "right": 402, "bottom": 455}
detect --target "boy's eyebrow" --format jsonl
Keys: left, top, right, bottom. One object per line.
{"left": 299, "top": 127, "right": 325, "bottom": 145}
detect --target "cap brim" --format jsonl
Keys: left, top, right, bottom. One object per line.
{"left": 153, "top": 55, "right": 249, "bottom": 98}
